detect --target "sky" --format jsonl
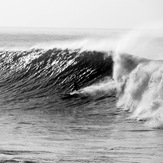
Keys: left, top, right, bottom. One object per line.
{"left": 0, "top": 0, "right": 162, "bottom": 29}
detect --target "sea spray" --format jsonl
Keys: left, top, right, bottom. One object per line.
{"left": 116, "top": 26, "right": 163, "bottom": 60}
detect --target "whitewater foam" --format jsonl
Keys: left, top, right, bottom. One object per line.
{"left": 113, "top": 52, "right": 163, "bottom": 128}
{"left": 79, "top": 77, "right": 116, "bottom": 97}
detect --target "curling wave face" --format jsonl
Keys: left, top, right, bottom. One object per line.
{"left": 0, "top": 48, "right": 113, "bottom": 101}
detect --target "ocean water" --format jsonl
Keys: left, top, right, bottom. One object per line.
{"left": 0, "top": 27, "right": 163, "bottom": 163}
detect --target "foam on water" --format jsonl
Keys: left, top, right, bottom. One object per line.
{"left": 112, "top": 26, "right": 163, "bottom": 129}
{"left": 79, "top": 77, "right": 116, "bottom": 97}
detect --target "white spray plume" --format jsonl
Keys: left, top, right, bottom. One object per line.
{"left": 115, "top": 22, "right": 163, "bottom": 60}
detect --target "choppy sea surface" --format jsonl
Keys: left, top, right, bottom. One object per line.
{"left": 0, "top": 27, "right": 163, "bottom": 163}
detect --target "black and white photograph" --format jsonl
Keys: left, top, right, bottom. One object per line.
{"left": 0, "top": 0, "right": 163, "bottom": 162}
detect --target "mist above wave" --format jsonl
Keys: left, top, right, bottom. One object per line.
{"left": 116, "top": 28, "right": 163, "bottom": 60}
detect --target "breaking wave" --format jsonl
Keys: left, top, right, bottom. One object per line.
{"left": 1, "top": 35, "right": 163, "bottom": 129}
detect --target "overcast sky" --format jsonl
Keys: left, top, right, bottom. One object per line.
{"left": 0, "top": 0, "right": 162, "bottom": 29}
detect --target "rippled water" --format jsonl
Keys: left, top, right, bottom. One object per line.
{"left": 0, "top": 95, "right": 163, "bottom": 163}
